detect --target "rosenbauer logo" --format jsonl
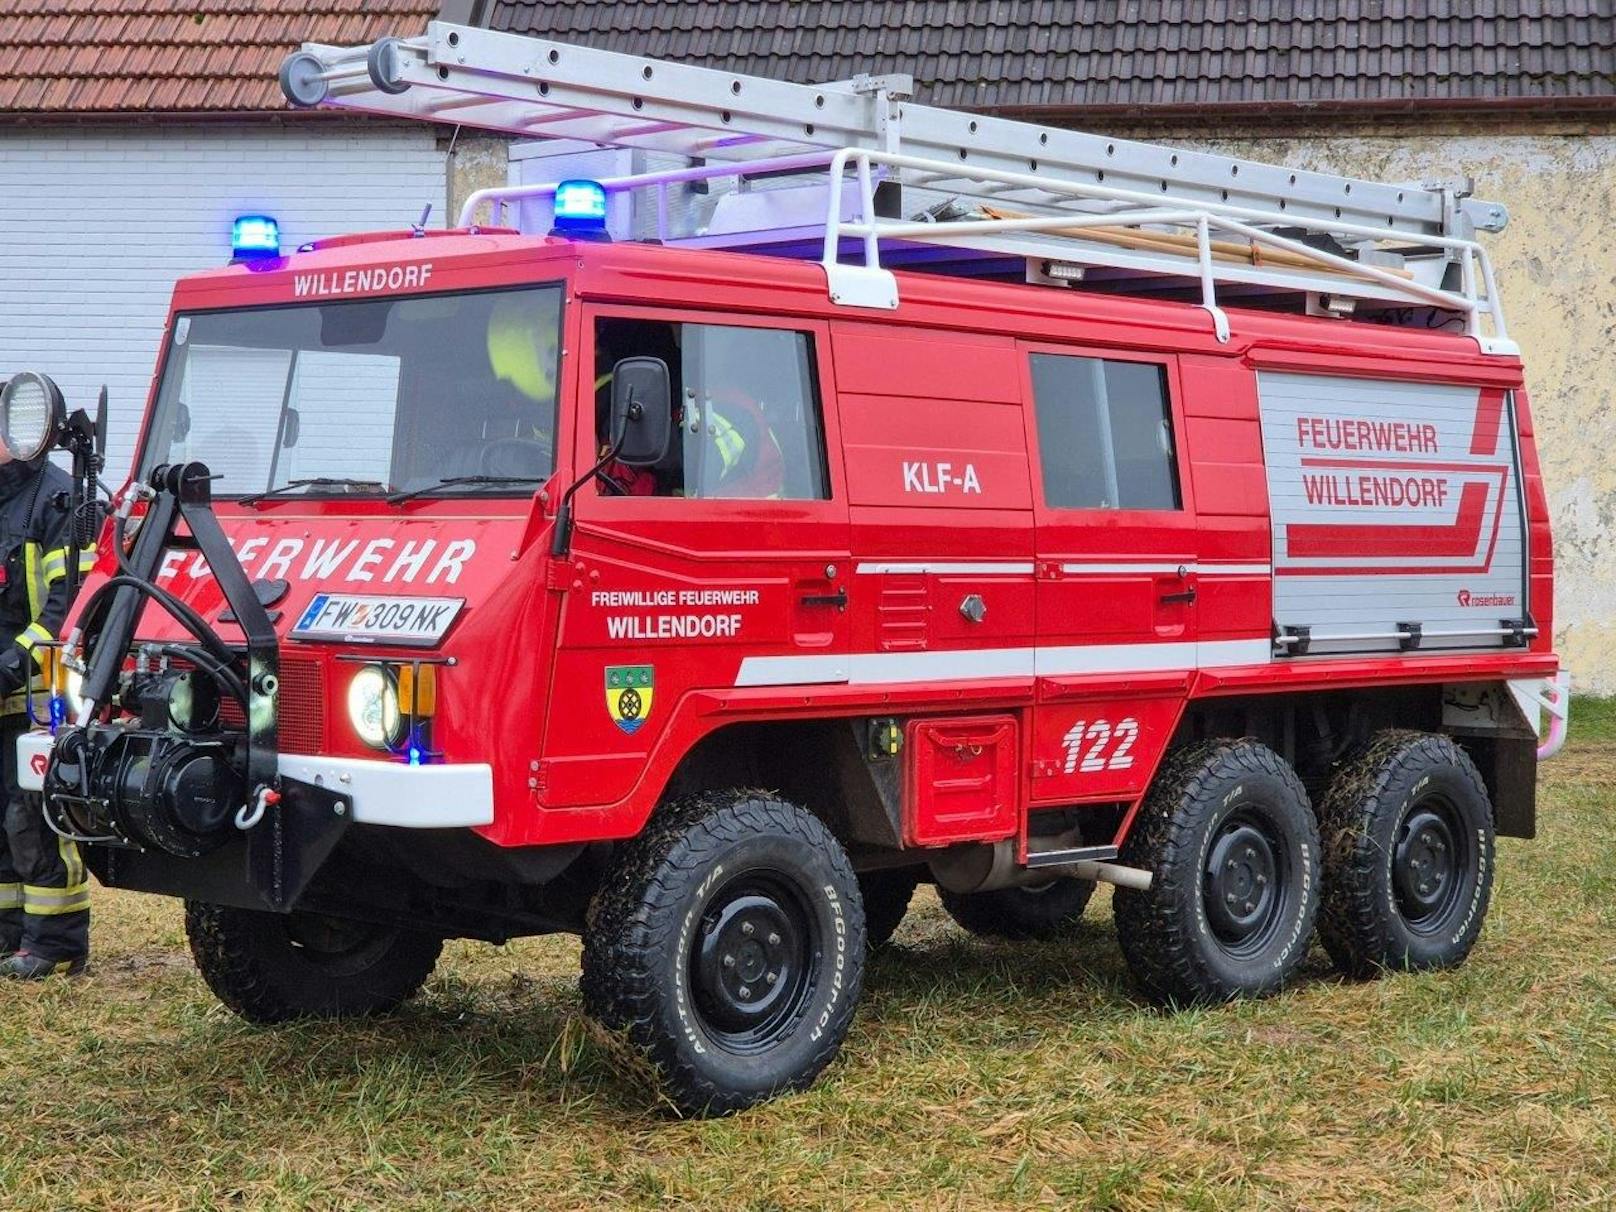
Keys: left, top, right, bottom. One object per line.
{"left": 1457, "top": 589, "right": 1516, "bottom": 608}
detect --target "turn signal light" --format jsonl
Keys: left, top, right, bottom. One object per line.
{"left": 396, "top": 663, "right": 436, "bottom": 717}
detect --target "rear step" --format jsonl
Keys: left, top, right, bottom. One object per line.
{"left": 1025, "top": 844, "right": 1118, "bottom": 869}
{"left": 1024, "top": 845, "right": 1153, "bottom": 891}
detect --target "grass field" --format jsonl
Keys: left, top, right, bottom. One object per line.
{"left": 1, "top": 710, "right": 1612, "bottom": 1211}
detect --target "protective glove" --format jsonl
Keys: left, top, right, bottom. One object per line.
{"left": 0, "top": 647, "right": 27, "bottom": 700}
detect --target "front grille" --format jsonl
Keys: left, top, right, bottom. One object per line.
{"left": 275, "top": 656, "right": 327, "bottom": 753}
{"left": 216, "top": 654, "right": 326, "bottom": 754}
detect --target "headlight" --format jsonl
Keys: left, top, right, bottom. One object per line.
{"left": 346, "top": 664, "right": 402, "bottom": 750}
{"left": 0, "top": 372, "right": 63, "bottom": 463}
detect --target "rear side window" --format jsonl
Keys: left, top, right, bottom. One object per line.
{"left": 1030, "top": 354, "right": 1181, "bottom": 511}
{"left": 594, "top": 318, "right": 829, "bottom": 500}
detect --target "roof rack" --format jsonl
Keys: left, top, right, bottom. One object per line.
{"left": 279, "top": 22, "right": 1515, "bottom": 353}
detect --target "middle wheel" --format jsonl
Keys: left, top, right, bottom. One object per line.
{"left": 1113, "top": 738, "right": 1320, "bottom": 1006}
{"left": 857, "top": 866, "right": 922, "bottom": 948}
{"left": 939, "top": 877, "right": 1095, "bottom": 941}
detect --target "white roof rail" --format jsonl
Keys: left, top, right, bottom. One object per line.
{"left": 279, "top": 22, "right": 1515, "bottom": 351}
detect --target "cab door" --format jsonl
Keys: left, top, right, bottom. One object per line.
{"left": 1021, "top": 343, "right": 1198, "bottom": 808}
{"left": 540, "top": 306, "right": 850, "bottom": 810}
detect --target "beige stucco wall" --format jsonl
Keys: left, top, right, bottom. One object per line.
{"left": 447, "top": 124, "right": 1616, "bottom": 691}
{"left": 443, "top": 133, "right": 510, "bottom": 225}
{"left": 1180, "top": 128, "right": 1616, "bottom": 692}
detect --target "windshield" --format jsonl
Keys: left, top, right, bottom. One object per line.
{"left": 140, "top": 285, "right": 562, "bottom": 498}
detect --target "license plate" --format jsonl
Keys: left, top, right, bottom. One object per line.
{"left": 290, "top": 594, "right": 464, "bottom": 647}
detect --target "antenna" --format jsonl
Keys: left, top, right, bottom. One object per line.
{"left": 412, "top": 203, "right": 433, "bottom": 237}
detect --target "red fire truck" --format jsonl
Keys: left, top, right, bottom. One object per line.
{"left": 10, "top": 25, "right": 1567, "bottom": 1114}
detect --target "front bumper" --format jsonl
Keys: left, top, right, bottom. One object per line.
{"left": 17, "top": 731, "right": 494, "bottom": 828}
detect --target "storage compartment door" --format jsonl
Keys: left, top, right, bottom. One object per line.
{"left": 1258, "top": 372, "right": 1528, "bottom": 657}
{"left": 902, "top": 714, "right": 1019, "bottom": 847}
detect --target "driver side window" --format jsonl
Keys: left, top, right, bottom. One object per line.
{"left": 593, "top": 317, "right": 828, "bottom": 500}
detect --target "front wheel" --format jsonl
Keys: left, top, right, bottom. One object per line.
{"left": 185, "top": 902, "right": 442, "bottom": 1024}
{"left": 580, "top": 791, "right": 866, "bottom": 1116}
{"left": 1113, "top": 739, "right": 1320, "bottom": 1006}
{"left": 1318, "top": 731, "right": 1495, "bottom": 977}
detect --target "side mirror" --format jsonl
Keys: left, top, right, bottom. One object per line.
{"left": 609, "top": 357, "right": 672, "bottom": 467}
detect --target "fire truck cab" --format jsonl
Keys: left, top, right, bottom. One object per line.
{"left": 13, "top": 25, "right": 1566, "bottom": 1115}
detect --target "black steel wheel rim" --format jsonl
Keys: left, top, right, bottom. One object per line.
{"left": 1203, "top": 808, "right": 1289, "bottom": 958}
{"left": 689, "top": 870, "right": 818, "bottom": 1054}
{"left": 285, "top": 913, "right": 399, "bottom": 977}
{"left": 1392, "top": 793, "right": 1469, "bottom": 933}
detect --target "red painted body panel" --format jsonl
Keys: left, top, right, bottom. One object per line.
{"left": 87, "top": 227, "right": 1552, "bottom": 854}
{"left": 902, "top": 714, "right": 1019, "bottom": 847}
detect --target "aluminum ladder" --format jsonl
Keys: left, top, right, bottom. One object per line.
{"left": 279, "top": 21, "right": 1514, "bottom": 351}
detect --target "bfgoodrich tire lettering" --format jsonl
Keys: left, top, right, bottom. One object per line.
{"left": 1318, "top": 730, "right": 1495, "bottom": 978}
{"left": 580, "top": 790, "right": 866, "bottom": 1116}
{"left": 1113, "top": 739, "right": 1320, "bottom": 1006}
{"left": 185, "top": 902, "right": 442, "bottom": 1024}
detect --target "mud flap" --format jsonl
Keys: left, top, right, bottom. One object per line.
{"left": 246, "top": 776, "right": 354, "bottom": 911}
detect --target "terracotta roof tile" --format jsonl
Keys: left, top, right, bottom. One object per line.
{"left": 1, "top": 0, "right": 439, "bottom": 115}
{"left": 486, "top": 0, "right": 1616, "bottom": 113}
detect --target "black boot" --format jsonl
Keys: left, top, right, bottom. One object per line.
{"left": 0, "top": 950, "right": 87, "bottom": 979}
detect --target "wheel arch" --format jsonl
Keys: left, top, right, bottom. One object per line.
{"left": 1170, "top": 680, "right": 1533, "bottom": 838}
{"left": 658, "top": 718, "right": 902, "bottom": 854}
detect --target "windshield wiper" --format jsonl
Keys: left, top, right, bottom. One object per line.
{"left": 385, "top": 475, "right": 540, "bottom": 505}
{"left": 237, "top": 477, "right": 392, "bottom": 506}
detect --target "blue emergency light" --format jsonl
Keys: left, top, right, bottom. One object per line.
{"left": 551, "top": 179, "right": 609, "bottom": 238}
{"left": 231, "top": 214, "right": 281, "bottom": 259}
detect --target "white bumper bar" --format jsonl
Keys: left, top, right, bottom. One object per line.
{"left": 278, "top": 754, "right": 494, "bottom": 827}
{"left": 16, "top": 732, "right": 493, "bottom": 829}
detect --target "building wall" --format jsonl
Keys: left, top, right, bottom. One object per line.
{"left": 446, "top": 125, "right": 1616, "bottom": 691}
{"left": 0, "top": 122, "right": 447, "bottom": 473}
{"left": 1180, "top": 127, "right": 1616, "bottom": 692}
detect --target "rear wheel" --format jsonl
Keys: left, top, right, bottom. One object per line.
{"left": 858, "top": 867, "right": 921, "bottom": 948}
{"left": 939, "top": 877, "right": 1095, "bottom": 941}
{"left": 1318, "top": 731, "right": 1495, "bottom": 977}
{"left": 1114, "top": 739, "right": 1320, "bottom": 1006}
{"left": 185, "top": 902, "right": 442, "bottom": 1024}
{"left": 580, "top": 791, "right": 866, "bottom": 1116}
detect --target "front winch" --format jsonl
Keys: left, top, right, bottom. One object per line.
{"left": 45, "top": 724, "right": 244, "bottom": 858}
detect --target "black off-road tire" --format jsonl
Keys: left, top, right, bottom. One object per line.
{"left": 1114, "top": 739, "right": 1320, "bottom": 1006}
{"left": 938, "top": 877, "right": 1096, "bottom": 941}
{"left": 858, "top": 867, "right": 921, "bottom": 948}
{"left": 185, "top": 902, "right": 442, "bottom": 1024}
{"left": 1318, "top": 730, "right": 1495, "bottom": 978}
{"left": 579, "top": 791, "right": 866, "bottom": 1116}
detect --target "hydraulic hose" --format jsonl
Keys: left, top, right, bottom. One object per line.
{"left": 151, "top": 642, "right": 250, "bottom": 712}
{"left": 76, "top": 575, "right": 237, "bottom": 674}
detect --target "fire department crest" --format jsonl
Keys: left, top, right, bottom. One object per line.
{"left": 605, "top": 665, "right": 654, "bottom": 734}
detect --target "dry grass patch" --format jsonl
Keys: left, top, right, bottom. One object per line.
{"left": 2, "top": 708, "right": 1613, "bottom": 1210}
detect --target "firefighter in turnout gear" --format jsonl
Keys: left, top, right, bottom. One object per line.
{"left": 0, "top": 445, "right": 91, "bottom": 979}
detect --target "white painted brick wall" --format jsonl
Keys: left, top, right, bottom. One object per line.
{"left": 0, "top": 123, "right": 445, "bottom": 475}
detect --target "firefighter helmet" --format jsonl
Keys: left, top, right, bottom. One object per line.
{"left": 486, "top": 297, "right": 559, "bottom": 404}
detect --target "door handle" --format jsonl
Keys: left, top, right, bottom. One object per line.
{"left": 800, "top": 586, "right": 848, "bottom": 611}
{"left": 1159, "top": 587, "right": 1197, "bottom": 605}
